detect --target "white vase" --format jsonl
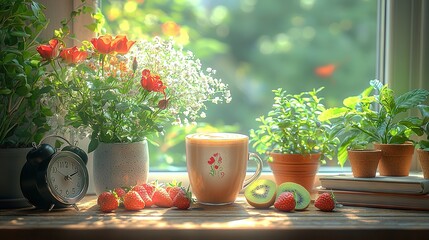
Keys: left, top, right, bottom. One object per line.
{"left": 93, "top": 140, "right": 149, "bottom": 195}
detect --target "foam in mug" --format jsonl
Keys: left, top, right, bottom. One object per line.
{"left": 186, "top": 133, "right": 262, "bottom": 205}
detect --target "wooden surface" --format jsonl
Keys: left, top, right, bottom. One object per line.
{"left": 1, "top": 195, "right": 429, "bottom": 240}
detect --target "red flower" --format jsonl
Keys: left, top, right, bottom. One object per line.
{"left": 91, "top": 34, "right": 135, "bottom": 55}
{"left": 91, "top": 35, "right": 114, "bottom": 54}
{"left": 111, "top": 35, "right": 136, "bottom": 54}
{"left": 208, "top": 157, "right": 215, "bottom": 165}
{"left": 315, "top": 64, "right": 336, "bottom": 78}
{"left": 140, "top": 69, "right": 166, "bottom": 94}
{"left": 59, "top": 46, "right": 88, "bottom": 64}
{"left": 214, "top": 165, "right": 219, "bottom": 170}
{"left": 37, "top": 39, "right": 60, "bottom": 60}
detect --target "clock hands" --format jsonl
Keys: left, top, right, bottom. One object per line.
{"left": 70, "top": 171, "right": 78, "bottom": 177}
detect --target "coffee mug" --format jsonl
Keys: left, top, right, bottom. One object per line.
{"left": 186, "top": 133, "right": 263, "bottom": 205}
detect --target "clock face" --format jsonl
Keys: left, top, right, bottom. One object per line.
{"left": 46, "top": 151, "right": 89, "bottom": 205}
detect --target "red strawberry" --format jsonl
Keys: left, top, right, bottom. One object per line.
{"left": 173, "top": 187, "right": 193, "bottom": 210}
{"left": 132, "top": 185, "right": 154, "bottom": 207}
{"left": 166, "top": 181, "right": 182, "bottom": 197}
{"left": 97, "top": 191, "right": 119, "bottom": 213}
{"left": 274, "top": 192, "right": 296, "bottom": 212}
{"left": 114, "top": 187, "right": 127, "bottom": 199}
{"left": 168, "top": 186, "right": 182, "bottom": 200}
{"left": 152, "top": 187, "right": 173, "bottom": 208}
{"left": 315, "top": 192, "right": 336, "bottom": 212}
{"left": 141, "top": 183, "right": 156, "bottom": 198}
{"left": 123, "top": 190, "right": 146, "bottom": 211}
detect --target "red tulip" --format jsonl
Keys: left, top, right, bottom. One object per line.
{"left": 37, "top": 39, "right": 60, "bottom": 60}
{"left": 140, "top": 69, "right": 166, "bottom": 94}
{"left": 91, "top": 34, "right": 135, "bottom": 55}
{"left": 91, "top": 35, "right": 114, "bottom": 54}
{"left": 111, "top": 35, "right": 135, "bottom": 54}
{"left": 59, "top": 46, "right": 88, "bottom": 64}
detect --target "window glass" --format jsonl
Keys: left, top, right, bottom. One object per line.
{"left": 101, "top": 0, "right": 378, "bottom": 171}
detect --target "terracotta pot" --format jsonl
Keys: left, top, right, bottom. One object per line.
{"left": 417, "top": 149, "right": 429, "bottom": 179}
{"left": 374, "top": 143, "right": 415, "bottom": 176}
{"left": 348, "top": 149, "right": 382, "bottom": 178}
{"left": 268, "top": 153, "right": 320, "bottom": 193}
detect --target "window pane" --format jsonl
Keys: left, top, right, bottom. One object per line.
{"left": 101, "top": 0, "right": 377, "bottom": 171}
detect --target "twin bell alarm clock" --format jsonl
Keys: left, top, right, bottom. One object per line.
{"left": 20, "top": 136, "right": 89, "bottom": 211}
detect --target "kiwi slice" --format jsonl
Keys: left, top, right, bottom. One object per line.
{"left": 244, "top": 179, "right": 277, "bottom": 209}
{"left": 276, "top": 182, "right": 311, "bottom": 210}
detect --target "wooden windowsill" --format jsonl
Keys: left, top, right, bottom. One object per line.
{"left": 1, "top": 195, "right": 429, "bottom": 240}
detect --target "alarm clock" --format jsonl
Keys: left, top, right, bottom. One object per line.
{"left": 20, "top": 136, "right": 89, "bottom": 211}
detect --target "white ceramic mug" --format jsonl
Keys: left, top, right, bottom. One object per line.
{"left": 186, "top": 133, "right": 263, "bottom": 205}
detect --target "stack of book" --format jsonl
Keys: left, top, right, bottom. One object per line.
{"left": 319, "top": 175, "right": 429, "bottom": 210}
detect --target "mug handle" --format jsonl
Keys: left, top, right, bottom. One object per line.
{"left": 242, "top": 152, "right": 263, "bottom": 189}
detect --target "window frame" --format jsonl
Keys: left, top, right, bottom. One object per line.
{"left": 41, "top": 0, "right": 427, "bottom": 192}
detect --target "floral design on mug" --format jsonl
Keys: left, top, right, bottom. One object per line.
{"left": 208, "top": 152, "right": 225, "bottom": 178}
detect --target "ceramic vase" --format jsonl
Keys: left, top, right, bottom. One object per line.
{"left": 93, "top": 140, "right": 149, "bottom": 195}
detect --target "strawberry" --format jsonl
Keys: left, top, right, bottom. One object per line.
{"left": 114, "top": 187, "right": 127, "bottom": 199}
{"left": 132, "top": 185, "right": 154, "bottom": 207}
{"left": 123, "top": 190, "right": 146, "bottom": 211}
{"left": 172, "top": 186, "right": 192, "bottom": 210}
{"left": 167, "top": 181, "right": 183, "bottom": 200}
{"left": 141, "top": 182, "right": 156, "bottom": 198}
{"left": 315, "top": 192, "right": 336, "bottom": 212}
{"left": 274, "top": 192, "right": 296, "bottom": 212}
{"left": 97, "top": 191, "right": 119, "bottom": 213}
{"left": 152, "top": 187, "right": 173, "bottom": 208}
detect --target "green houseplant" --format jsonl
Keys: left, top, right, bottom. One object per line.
{"left": 250, "top": 87, "right": 339, "bottom": 192}
{"left": 319, "top": 80, "right": 429, "bottom": 176}
{"left": 416, "top": 105, "right": 429, "bottom": 179}
{"left": 318, "top": 84, "right": 382, "bottom": 177}
{"left": 0, "top": 0, "right": 53, "bottom": 208}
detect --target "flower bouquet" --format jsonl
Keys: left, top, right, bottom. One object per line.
{"left": 38, "top": 35, "right": 231, "bottom": 152}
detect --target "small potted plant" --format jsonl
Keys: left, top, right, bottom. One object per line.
{"left": 320, "top": 80, "right": 429, "bottom": 177}
{"left": 319, "top": 86, "right": 382, "bottom": 177}
{"left": 250, "top": 88, "right": 339, "bottom": 193}
{"left": 416, "top": 105, "right": 429, "bottom": 179}
{"left": 0, "top": 0, "right": 53, "bottom": 208}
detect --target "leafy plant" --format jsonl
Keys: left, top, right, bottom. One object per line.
{"left": 319, "top": 80, "right": 429, "bottom": 166}
{"left": 0, "top": 0, "right": 51, "bottom": 147}
{"left": 250, "top": 88, "right": 339, "bottom": 164}
{"left": 416, "top": 105, "right": 429, "bottom": 150}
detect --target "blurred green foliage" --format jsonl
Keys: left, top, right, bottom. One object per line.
{"left": 101, "top": 0, "right": 377, "bottom": 170}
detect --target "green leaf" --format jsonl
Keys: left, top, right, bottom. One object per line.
{"left": 0, "top": 89, "right": 12, "bottom": 95}
{"left": 10, "top": 31, "right": 30, "bottom": 38}
{"left": 88, "top": 137, "right": 99, "bottom": 153}
{"left": 395, "top": 89, "right": 429, "bottom": 114}
{"left": 343, "top": 96, "right": 360, "bottom": 108}
{"left": 318, "top": 107, "right": 347, "bottom": 121}
{"left": 15, "top": 84, "right": 30, "bottom": 96}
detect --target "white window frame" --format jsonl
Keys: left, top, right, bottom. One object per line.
{"left": 41, "top": 0, "right": 428, "bottom": 192}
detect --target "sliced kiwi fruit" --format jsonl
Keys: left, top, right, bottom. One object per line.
{"left": 276, "top": 182, "right": 311, "bottom": 210}
{"left": 244, "top": 179, "right": 277, "bottom": 209}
